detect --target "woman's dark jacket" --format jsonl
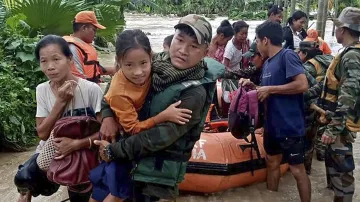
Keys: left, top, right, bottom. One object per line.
{"left": 283, "top": 26, "right": 307, "bottom": 50}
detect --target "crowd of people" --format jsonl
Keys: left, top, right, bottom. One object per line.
{"left": 13, "top": 4, "right": 360, "bottom": 202}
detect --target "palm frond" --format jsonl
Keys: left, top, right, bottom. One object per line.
{"left": 94, "top": 3, "right": 126, "bottom": 38}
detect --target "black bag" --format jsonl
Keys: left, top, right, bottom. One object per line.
{"left": 14, "top": 153, "right": 60, "bottom": 197}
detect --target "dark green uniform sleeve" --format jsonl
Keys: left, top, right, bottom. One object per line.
{"left": 221, "top": 66, "right": 257, "bottom": 79}
{"left": 324, "top": 50, "right": 360, "bottom": 138}
{"left": 100, "top": 82, "right": 115, "bottom": 119}
{"left": 109, "top": 85, "right": 207, "bottom": 160}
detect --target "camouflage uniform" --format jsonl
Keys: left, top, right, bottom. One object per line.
{"left": 319, "top": 7, "right": 360, "bottom": 202}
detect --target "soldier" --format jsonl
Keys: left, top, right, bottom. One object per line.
{"left": 298, "top": 41, "right": 334, "bottom": 174}
{"left": 319, "top": 7, "right": 360, "bottom": 202}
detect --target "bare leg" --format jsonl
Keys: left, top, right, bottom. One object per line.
{"left": 265, "top": 154, "right": 282, "bottom": 191}
{"left": 289, "top": 164, "right": 311, "bottom": 202}
{"left": 89, "top": 196, "right": 99, "bottom": 202}
{"left": 103, "top": 194, "right": 124, "bottom": 202}
{"left": 17, "top": 192, "right": 31, "bottom": 202}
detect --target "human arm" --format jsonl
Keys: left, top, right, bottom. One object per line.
{"left": 322, "top": 51, "right": 360, "bottom": 143}
{"left": 107, "top": 85, "right": 207, "bottom": 160}
{"left": 69, "top": 44, "right": 86, "bottom": 79}
{"left": 223, "top": 42, "right": 234, "bottom": 68}
{"left": 36, "top": 82, "right": 75, "bottom": 140}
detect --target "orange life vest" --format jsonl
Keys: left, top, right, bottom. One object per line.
{"left": 63, "top": 36, "right": 102, "bottom": 83}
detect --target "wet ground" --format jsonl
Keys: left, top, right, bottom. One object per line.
{"left": 0, "top": 13, "right": 357, "bottom": 202}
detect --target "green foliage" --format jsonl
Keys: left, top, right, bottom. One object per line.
{"left": 0, "top": 28, "right": 45, "bottom": 151}
{"left": 229, "top": 10, "right": 267, "bottom": 20}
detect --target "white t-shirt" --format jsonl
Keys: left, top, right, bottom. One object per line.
{"left": 35, "top": 78, "right": 103, "bottom": 153}
{"left": 223, "top": 39, "right": 243, "bottom": 72}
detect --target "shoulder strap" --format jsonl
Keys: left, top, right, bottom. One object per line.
{"left": 247, "top": 90, "right": 258, "bottom": 127}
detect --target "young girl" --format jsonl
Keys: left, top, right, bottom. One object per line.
{"left": 89, "top": 29, "right": 192, "bottom": 202}
{"left": 208, "top": 20, "right": 234, "bottom": 63}
{"left": 223, "top": 20, "right": 251, "bottom": 75}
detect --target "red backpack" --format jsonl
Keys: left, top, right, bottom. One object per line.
{"left": 228, "top": 86, "right": 259, "bottom": 139}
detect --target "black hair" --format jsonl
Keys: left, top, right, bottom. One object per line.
{"left": 267, "top": 4, "right": 283, "bottom": 17}
{"left": 287, "top": 10, "right": 308, "bottom": 25}
{"left": 344, "top": 27, "right": 360, "bottom": 38}
{"left": 256, "top": 21, "right": 283, "bottom": 46}
{"left": 176, "top": 25, "right": 197, "bottom": 40}
{"left": 217, "top": 20, "right": 234, "bottom": 38}
{"left": 232, "top": 20, "right": 249, "bottom": 33}
{"left": 115, "top": 29, "right": 152, "bottom": 60}
{"left": 35, "top": 35, "right": 72, "bottom": 61}
{"left": 72, "top": 22, "right": 91, "bottom": 33}
{"left": 163, "top": 34, "right": 174, "bottom": 47}
{"left": 300, "top": 48, "right": 323, "bottom": 61}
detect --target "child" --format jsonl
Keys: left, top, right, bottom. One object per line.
{"left": 89, "top": 29, "right": 192, "bottom": 202}
{"left": 163, "top": 34, "right": 174, "bottom": 51}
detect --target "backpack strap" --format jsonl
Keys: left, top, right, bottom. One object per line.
{"left": 247, "top": 90, "right": 258, "bottom": 127}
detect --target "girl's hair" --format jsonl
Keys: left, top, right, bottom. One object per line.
{"left": 217, "top": 20, "right": 234, "bottom": 38}
{"left": 115, "top": 29, "right": 152, "bottom": 59}
{"left": 232, "top": 20, "right": 249, "bottom": 33}
{"left": 35, "top": 35, "right": 72, "bottom": 61}
{"left": 267, "top": 4, "right": 283, "bottom": 17}
{"left": 287, "top": 10, "right": 308, "bottom": 25}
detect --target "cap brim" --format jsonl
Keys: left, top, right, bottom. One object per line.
{"left": 332, "top": 18, "right": 344, "bottom": 28}
{"left": 304, "top": 37, "right": 316, "bottom": 42}
{"left": 93, "top": 23, "right": 106, "bottom": 30}
{"left": 174, "top": 23, "right": 203, "bottom": 45}
{"left": 243, "top": 51, "right": 255, "bottom": 58}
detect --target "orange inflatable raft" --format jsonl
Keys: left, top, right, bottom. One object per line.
{"left": 179, "top": 130, "right": 289, "bottom": 193}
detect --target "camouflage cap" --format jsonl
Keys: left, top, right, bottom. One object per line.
{"left": 174, "top": 14, "right": 212, "bottom": 45}
{"left": 333, "top": 7, "right": 360, "bottom": 32}
{"left": 243, "top": 41, "right": 258, "bottom": 58}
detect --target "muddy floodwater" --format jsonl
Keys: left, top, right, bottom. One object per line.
{"left": 0, "top": 13, "right": 359, "bottom": 202}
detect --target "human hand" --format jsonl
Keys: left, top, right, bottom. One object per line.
{"left": 100, "top": 117, "right": 122, "bottom": 143}
{"left": 53, "top": 137, "right": 78, "bottom": 160}
{"left": 57, "top": 80, "right": 77, "bottom": 104}
{"left": 238, "top": 78, "right": 256, "bottom": 90}
{"left": 321, "top": 133, "right": 336, "bottom": 145}
{"left": 160, "top": 101, "right": 192, "bottom": 125}
{"left": 94, "top": 140, "right": 111, "bottom": 162}
{"left": 257, "top": 86, "right": 272, "bottom": 102}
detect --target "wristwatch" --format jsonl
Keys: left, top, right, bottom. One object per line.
{"left": 104, "top": 144, "right": 115, "bottom": 161}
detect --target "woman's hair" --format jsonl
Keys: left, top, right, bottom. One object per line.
{"left": 115, "top": 29, "right": 152, "bottom": 60}
{"left": 35, "top": 35, "right": 72, "bottom": 61}
{"left": 287, "top": 10, "right": 308, "bottom": 25}
{"left": 300, "top": 48, "right": 323, "bottom": 61}
{"left": 232, "top": 20, "right": 249, "bottom": 33}
{"left": 267, "top": 4, "right": 283, "bottom": 17}
{"left": 217, "top": 20, "right": 234, "bottom": 38}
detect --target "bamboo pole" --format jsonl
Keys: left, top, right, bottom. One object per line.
{"left": 321, "top": 0, "right": 329, "bottom": 38}
{"left": 332, "top": 0, "right": 339, "bottom": 36}
{"left": 283, "top": 0, "right": 288, "bottom": 27}
{"left": 290, "top": 0, "right": 296, "bottom": 15}
{"left": 304, "top": 0, "right": 311, "bottom": 29}
{"left": 316, "top": 0, "right": 325, "bottom": 38}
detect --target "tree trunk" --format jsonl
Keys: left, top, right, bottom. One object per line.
{"left": 304, "top": 0, "right": 311, "bottom": 29}
{"left": 283, "top": 0, "right": 288, "bottom": 26}
{"left": 290, "top": 0, "right": 296, "bottom": 15}
{"left": 316, "top": 0, "right": 325, "bottom": 38}
{"left": 321, "top": 0, "right": 329, "bottom": 38}
{"left": 332, "top": 0, "right": 339, "bottom": 36}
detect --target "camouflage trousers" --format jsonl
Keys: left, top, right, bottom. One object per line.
{"left": 325, "top": 135, "right": 355, "bottom": 202}
{"left": 304, "top": 123, "right": 326, "bottom": 174}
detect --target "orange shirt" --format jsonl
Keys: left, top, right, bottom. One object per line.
{"left": 104, "top": 70, "right": 154, "bottom": 135}
{"left": 318, "top": 38, "right": 332, "bottom": 55}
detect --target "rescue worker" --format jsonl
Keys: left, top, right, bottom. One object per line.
{"left": 318, "top": 7, "right": 360, "bottom": 202}
{"left": 64, "top": 11, "right": 115, "bottom": 83}
{"left": 298, "top": 41, "right": 334, "bottom": 174}
{"left": 304, "top": 29, "right": 332, "bottom": 55}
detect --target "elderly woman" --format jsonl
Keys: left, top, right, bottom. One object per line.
{"left": 15, "top": 35, "right": 103, "bottom": 202}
